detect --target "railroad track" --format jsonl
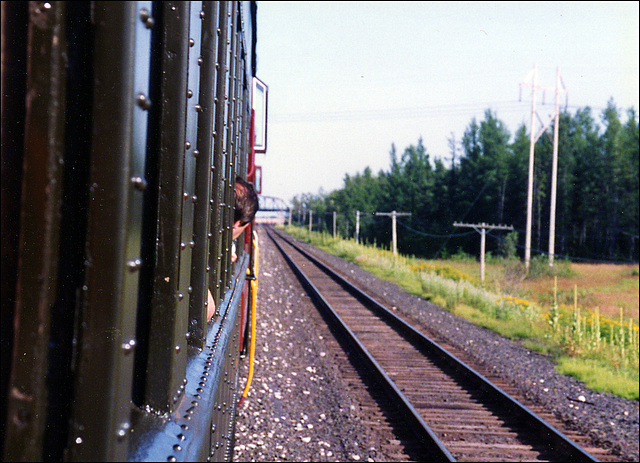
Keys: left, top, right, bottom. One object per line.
{"left": 266, "top": 227, "right": 600, "bottom": 462}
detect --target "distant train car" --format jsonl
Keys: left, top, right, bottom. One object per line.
{"left": 1, "top": 1, "right": 265, "bottom": 461}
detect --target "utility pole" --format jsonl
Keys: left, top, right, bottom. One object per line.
{"left": 374, "top": 211, "right": 411, "bottom": 256}
{"left": 308, "top": 210, "right": 313, "bottom": 232}
{"left": 548, "top": 67, "right": 566, "bottom": 267}
{"left": 520, "top": 64, "right": 567, "bottom": 269}
{"left": 453, "top": 222, "right": 514, "bottom": 283}
{"left": 332, "top": 211, "right": 337, "bottom": 238}
{"left": 355, "top": 211, "right": 360, "bottom": 243}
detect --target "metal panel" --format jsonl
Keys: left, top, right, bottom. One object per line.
{"left": 0, "top": 4, "right": 27, "bottom": 454}
{"left": 67, "top": 2, "right": 151, "bottom": 460}
{"left": 3, "top": 2, "right": 68, "bottom": 460}
{"left": 209, "top": 1, "right": 231, "bottom": 314}
{"left": 183, "top": 1, "right": 204, "bottom": 347}
{"left": 219, "top": 1, "right": 239, "bottom": 291}
{"left": 137, "top": 1, "right": 191, "bottom": 413}
{"left": 127, "top": 254, "right": 249, "bottom": 462}
{"left": 189, "top": 0, "right": 220, "bottom": 345}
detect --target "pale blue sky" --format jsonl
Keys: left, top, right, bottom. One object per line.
{"left": 253, "top": 1, "right": 639, "bottom": 203}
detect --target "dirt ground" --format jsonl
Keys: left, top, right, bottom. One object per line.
{"left": 519, "top": 263, "right": 639, "bottom": 320}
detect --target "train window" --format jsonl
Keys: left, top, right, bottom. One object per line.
{"left": 252, "top": 76, "right": 268, "bottom": 153}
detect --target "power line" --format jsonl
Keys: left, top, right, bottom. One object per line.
{"left": 271, "top": 100, "right": 528, "bottom": 123}
{"left": 270, "top": 101, "right": 602, "bottom": 124}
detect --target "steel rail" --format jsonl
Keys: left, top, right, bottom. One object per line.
{"left": 269, "top": 227, "right": 599, "bottom": 462}
{"left": 268, "top": 228, "right": 454, "bottom": 462}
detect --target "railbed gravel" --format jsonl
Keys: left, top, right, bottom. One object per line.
{"left": 232, "top": 227, "right": 638, "bottom": 462}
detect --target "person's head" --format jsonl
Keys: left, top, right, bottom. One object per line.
{"left": 233, "top": 176, "right": 259, "bottom": 240}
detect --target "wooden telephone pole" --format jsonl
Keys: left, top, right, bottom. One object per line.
{"left": 375, "top": 211, "right": 411, "bottom": 256}
{"left": 520, "top": 65, "right": 567, "bottom": 268}
{"left": 453, "top": 222, "right": 514, "bottom": 282}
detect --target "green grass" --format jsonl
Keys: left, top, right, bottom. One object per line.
{"left": 280, "top": 225, "right": 639, "bottom": 400}
{"left": 556, "top": 356, "right": 639, "bottom": 400}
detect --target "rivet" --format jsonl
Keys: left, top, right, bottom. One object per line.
{"left": 178, "top": 293, "right": 184, "bottom": 301}
{"left": 136, "top": 93, "right": 151, "bottom": 110}
{"left": 127, "top": 259, "right": 142, "bottom": 272}
{"left": 187, "top": 89, "right": 193, "bottom": 98}
{"left": 200, "top": 11, "right": 205, "bottom": 19}
{"left": 191, "top": 195, "right": 197, "bottom": 203}
{"left": 183, "top": 192, "right": 189, "bottom": 200}
{"left": 180, "top": 242, "right": 186, "bottom": 250}
{"left": 139, "top": 8, "right": 154, "bottom": 28}
{"left": 189, "top": 38, "right": 195, "bottom": 47}
{"left": 185, "top": 141, "right": 191, "bottom": 149}
{"left": 193, "top": 149, "right": 199, "bottom": 157}
{"left": 195, "top": 104, "right": 202, "bottom": 113}
{"left": 173, "top": 444, "right": 182, "bottom": 451}
{"left": 139, "top": 8, "right": 150, "bottom": 22}
{"left": 131, "top": 176, "right": 147, "bottom": 191}
{"left": 197, "top": 57, "right": 203, "bottom": 66}
{"left": 121, "top": 340, "right": 136, "bottom": 353}
{"left": 175, "top": 345, "right": 181, "bottom": 353}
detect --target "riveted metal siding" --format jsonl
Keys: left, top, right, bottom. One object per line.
{"left": 189, "top": 1, "right": 219, "bottom": 345}
{"left": 183, "top": 1, "right": 204, "bottom": 348}
{"left": 207, "top": 1, "right": 230, "bottom": 318}
{"left": 2, "top": 2, "right": 257, "bottom": 461}
{"left": 136, "top": 1, "right": 191, "bottom": 414}
{"left": 3, "top": 2, "right": 68, "bottom": 460}
{"left": 219, "top": 1, "right": 239, "bottom": 291}
{"left": 67, "top": 2, "right": 152, "bottom": 460}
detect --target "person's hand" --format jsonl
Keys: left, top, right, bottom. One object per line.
{"left": 207, "top": 289, "right": 215, "bottom": 321}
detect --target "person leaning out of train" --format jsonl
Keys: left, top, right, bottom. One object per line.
{"left": 206, "top": 177, "right": 258, "bottom": 321}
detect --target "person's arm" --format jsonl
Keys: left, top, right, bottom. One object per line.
{"left": 207, "top": 289, "right": 215, "bottom": 321}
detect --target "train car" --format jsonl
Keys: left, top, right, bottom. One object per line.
{"left": 1, "top": 1, "right": 266, "bottom": 461}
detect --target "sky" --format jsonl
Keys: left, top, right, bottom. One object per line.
{"left": 252, "top": 1, "right": 639, "bottom": 204}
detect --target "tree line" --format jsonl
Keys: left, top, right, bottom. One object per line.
{"left": 290, "top": 99, "right": 639, "bottom": 263}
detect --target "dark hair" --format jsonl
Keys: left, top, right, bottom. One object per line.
{"left": 234, "top": 176, "right": 259, "bottom": 225}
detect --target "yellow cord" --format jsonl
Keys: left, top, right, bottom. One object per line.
{"left": 239, "top": 231, "right": 259, "bottom": 403}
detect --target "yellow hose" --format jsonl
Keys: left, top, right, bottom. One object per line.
{"left": 239, "top": 231, "right": 259, "bottom": 404}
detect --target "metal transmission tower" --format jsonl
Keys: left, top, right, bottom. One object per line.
{"left": 520, "top": 65, "right": 568, "bottom": 269}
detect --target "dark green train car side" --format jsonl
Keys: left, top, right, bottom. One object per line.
{"left": 1, "top": 1, "right": 262, "bottom": 461}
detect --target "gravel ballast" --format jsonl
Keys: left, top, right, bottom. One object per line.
{"left": 232, "top": 227, "right": 639, "bottom": 462}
